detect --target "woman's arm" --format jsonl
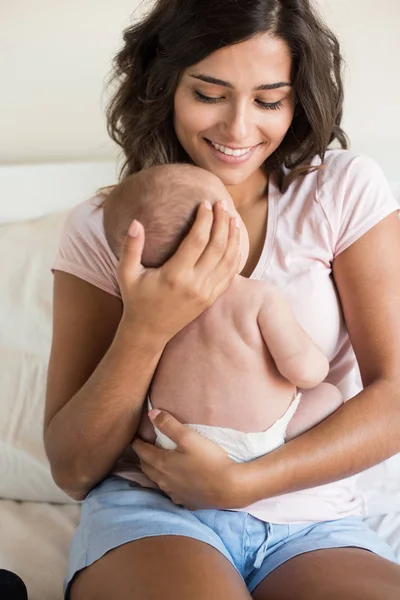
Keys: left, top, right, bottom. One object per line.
{"left": 237, "top": 210, "right": 400, "bottom": 505}
{"left": 45, "top": 203, "right": 241, "bottom": 501}
{"left": 44, "top": 272, "right": 165, "bottom": 501}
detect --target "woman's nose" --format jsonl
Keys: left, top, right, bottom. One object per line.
{"left": 222, "top": 100, "right": 252, "bottom": 143}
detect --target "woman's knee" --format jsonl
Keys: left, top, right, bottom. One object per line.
{"left": 70, "top": 535, "right": 251, "bottom": 600}
{"left": 251, "top": 548, "right": 400, "bottom": 600}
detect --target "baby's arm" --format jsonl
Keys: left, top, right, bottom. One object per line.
{"left": 257, "top": 287, "right": 329, "bottom": 388}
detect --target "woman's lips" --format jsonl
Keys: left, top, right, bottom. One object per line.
{"left": 205, "top": 138, "right": 261, "bottom": 164}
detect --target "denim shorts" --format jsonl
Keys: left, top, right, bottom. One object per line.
{"left": 65, "top": 475, "right": 397, "bottom": 597}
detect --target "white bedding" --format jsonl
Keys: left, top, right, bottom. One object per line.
{"left": 0, "top": 500, "right": 80, "bottom": 600}
{"left": 366, "top": 514, "right": 400, "bottom": 561}
{"left": 0, "top": 160, "right": 399, "bottom": 600}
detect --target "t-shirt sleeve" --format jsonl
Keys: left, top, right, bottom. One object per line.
{"left": 317, "top": 152, "right": 399, "bottom": 258}
{"left": 52, "top": 196, "right": 121, "bottom": 298}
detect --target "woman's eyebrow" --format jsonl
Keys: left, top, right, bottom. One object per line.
{"left": 189, "top": 73, "right": 292, "bottom": 90}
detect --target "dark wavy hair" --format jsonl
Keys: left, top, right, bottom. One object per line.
{"left": 107, "top": 0, "right": 348, "bottom": 188}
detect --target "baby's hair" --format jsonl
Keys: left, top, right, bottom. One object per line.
{"left": 103, "top": 164, "right": 219, "bottom": 267}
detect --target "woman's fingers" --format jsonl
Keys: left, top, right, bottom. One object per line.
{"left": 194, "top": 201, "right": 232, "bottom": 272}
{"left": 166, "top": 201, "right": 214, "bottom": 270}
{"left": 116, "top": 220, "right": 145, "bottom": 288}
{"left": 138, "top": 459, "right": 161, "bottom": 486}
{"left": 160, "top": 200, "right": 241, "bottom": 313}
{"left": 115, "top": 199, "right": 241, "bottom": 342}
{"left": 210, "top": 216, "right": 242, "bottom": 294}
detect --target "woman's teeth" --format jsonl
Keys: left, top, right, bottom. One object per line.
{"left": 210, "top": 141, "right": 254, "bottom": 157}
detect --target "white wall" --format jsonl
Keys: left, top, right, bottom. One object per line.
{"left": 317, "top": 0, "right": 400, "bottom": 180}
{"left": 0, "top": 0, "right": 148, "bottom": 164}
{"left": 1, "top": 0, "right": 399, "bottom": 179}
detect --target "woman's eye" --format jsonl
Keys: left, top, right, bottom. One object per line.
{"left": 193, "top": 90, "right": 284, "bottom": 111}
{"left": 256, "top": 99, "right": 284, "bottom": 111}
{"left": 193, "top": 90, "right": 222, "bottom": 104}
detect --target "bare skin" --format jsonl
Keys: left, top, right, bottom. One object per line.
{"left": 252, "top": 548, "right": 400, "bottom": 600}
{"left": 70, "top": 544, "right": 400, "bottom": 600}
{"left": 70, "top": 537, "right": 252, "bottom": 600}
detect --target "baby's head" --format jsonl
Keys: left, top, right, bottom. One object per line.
{"left": 103, "top": 164, "right": 249, "bottom": 271}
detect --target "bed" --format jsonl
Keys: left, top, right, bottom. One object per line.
{"left": 0, "top": 160, "right": 399, "bottom": 600}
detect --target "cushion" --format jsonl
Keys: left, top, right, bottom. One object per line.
{"left": 0, "top": 499, "right": 80, "bottom": 600}
{"left": 0, "top": 212, "right": 73, "bottom": 502}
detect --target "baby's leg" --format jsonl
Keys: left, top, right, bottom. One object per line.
{"left": 285, "top": 383, "right": 343, "bottom": 441}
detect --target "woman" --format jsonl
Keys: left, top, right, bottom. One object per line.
{"left": 45, "top": 1, "right": 400, "bottom": 598}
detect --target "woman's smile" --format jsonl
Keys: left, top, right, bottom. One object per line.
{"left": 205, "top": 138, "right": 263, "bottom": 164}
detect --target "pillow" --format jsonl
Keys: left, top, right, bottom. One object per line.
{"left": 0, "top": 211, "right": 74, "bottom": 503}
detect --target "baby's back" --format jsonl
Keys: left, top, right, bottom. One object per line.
{"left": 150, "top": 277, "right": 296, "bottom": 433}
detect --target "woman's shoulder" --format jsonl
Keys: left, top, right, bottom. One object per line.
{"left": 282, "top": 149, "right": 376, "bottom": 200}
{"left": 315, "top": 148, "right": 390, "bottom": 189}
{"left": 278, "top": 149, "right": 398, "bottom": 259}
{"left": 52, "top": 193, "right": 121, "bottom": 298}
{"left": 317, "top": 147, "right": 378, "bottom": 169}
{"left": 312, "top": 149, "right": 398, "bottom": 257}
{"left": 283, "top": 148, "right": 396, "bottom": 215}
{"left": 314, "top": 148, "right": 397, "bottom": 207}
{"left": 286, "top": 148, "right": 387, "bottom": 193}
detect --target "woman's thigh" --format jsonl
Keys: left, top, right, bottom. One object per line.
{"left": 251, "top": 547, "right": 400, "bottom": 600}
{"left": 70, "top": 535, "right": 252, "bottom": 600}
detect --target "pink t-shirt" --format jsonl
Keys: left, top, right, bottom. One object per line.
{"left": 53, "top": 150, "right": 399, "bottom": 523}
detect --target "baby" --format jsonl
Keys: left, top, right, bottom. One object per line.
{"left": 103, "top": 164, "right": 343, "bottom": 468}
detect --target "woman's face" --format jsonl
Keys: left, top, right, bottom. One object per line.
{"left": 174, "top": 34, "right": 295, "bottom": 189}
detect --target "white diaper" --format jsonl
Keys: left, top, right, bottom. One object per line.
{"left": 148, "top": 394, "right": 301, "bottom": 463}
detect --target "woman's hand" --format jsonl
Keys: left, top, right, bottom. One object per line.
{"left": 132, "top": 410, "right": 247, "bottom": 510}
{"left": 117, "top": 201, "right": 241, "bottom": 346}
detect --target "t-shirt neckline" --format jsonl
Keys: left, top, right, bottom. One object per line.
{"left": 250, "top": 175, "right": 278, "bottom": 280}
